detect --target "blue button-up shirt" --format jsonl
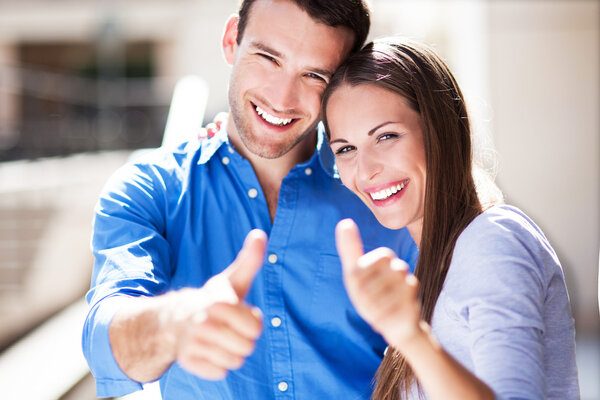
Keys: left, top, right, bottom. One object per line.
{"left": 83, "top": 125, "right": 418, "bottom": 399}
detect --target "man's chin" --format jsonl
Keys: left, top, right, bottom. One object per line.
{"left": 244, "top": 142, "right": 293, "bottom": 159}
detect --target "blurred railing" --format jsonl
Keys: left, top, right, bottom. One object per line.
{"left": 0, "top": 73, "right": 208, "bottom": 399}
{"left": 0, "top": 63, "right": 174, "bottom": 161}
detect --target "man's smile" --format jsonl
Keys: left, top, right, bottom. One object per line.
{"left": 254, "top": 104, "right": 295, "bottom": 127}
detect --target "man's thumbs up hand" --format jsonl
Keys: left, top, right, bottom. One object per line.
{"left": 225, "top": 229, "right": 267, "bottom": 300}
{"left": 169, "top": 230, "right": 267, "bottom": 380}
{"left": 335, "top": 219, "right": 421, "bottom": 349}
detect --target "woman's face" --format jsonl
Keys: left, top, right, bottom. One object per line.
{"left": 327, "top": 83, "right": 426, "bottom": 240}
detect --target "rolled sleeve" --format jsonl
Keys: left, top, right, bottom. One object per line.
{"left": 82, "top": 161, "right": 173, "bottom": 397}
{"left": 82, "top": 295, "right": 144, "bottom": 397}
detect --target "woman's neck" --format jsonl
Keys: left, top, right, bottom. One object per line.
{"left": 406, "top": 218, "right": 423, "bottom": 249}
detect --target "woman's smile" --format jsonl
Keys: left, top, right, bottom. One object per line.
{"left": 326, "top": 83, "right": 426, "bottom": 237}
{"left": 364, "top": 179, "right": 410, "bottom": 204}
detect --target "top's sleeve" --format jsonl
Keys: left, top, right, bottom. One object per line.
{"left": 445, "top": 214, "right": 553, "bottom": 400}
{"left": 82, "top": 160, "right": 176, "bottom": 397}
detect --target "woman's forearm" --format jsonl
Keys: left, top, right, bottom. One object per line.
{"left": 394, "top": 321, "right": 495, "bottom": 400}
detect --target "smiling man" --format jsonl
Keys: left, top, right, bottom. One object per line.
{"left": 82, "top": 1, "right": 418, "bottom": 399}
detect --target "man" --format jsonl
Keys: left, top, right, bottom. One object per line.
{"left": 82, "top": 0, "right": 418, "bottom": 398}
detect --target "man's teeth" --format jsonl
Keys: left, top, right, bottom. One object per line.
{"left": 370, "top": 181, "right": 406, "bottom": 201}
{"left": 255, "top": 105, "right": 293, "bottom": 126}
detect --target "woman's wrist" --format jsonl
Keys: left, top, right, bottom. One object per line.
{"left": 389, "top": 320, "right": 435, "bottom": 355}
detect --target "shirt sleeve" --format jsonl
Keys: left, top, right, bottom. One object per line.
{"left": 446, "top": 213, "right": 552, "bottom": 400}
{"left": 82, "top": 160, "right": 175, "bottom": 397}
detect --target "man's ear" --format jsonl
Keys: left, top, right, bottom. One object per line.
{"left": 222, "top": 14, "right": 239, "bottom": 66}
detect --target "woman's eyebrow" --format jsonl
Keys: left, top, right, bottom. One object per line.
{"left": 330, "top": 121, "right": 399, "bottom": 145}
{"left": 368, "top": 121, "right": 396, "bottom": 136}
{"left": 329, "top": 138, "right": 348, "bottom": 145}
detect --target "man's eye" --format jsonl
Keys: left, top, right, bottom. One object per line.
{"left": 306, "top": 73, "right": 327, "bottom": 83}
{"left": 259, "top": 53, "right": 276, "bottom": 63}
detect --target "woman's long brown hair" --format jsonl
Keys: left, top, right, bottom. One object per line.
{"left": 322, "top": 39, "right": 483, "bottom": 399}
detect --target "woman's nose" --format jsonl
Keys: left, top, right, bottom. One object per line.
{"left": 357, "top": 148, "right": 383, "bottom": 182}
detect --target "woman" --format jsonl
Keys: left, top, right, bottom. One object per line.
{"left": 321, "top": 38, "right": 579, "bottom": 400}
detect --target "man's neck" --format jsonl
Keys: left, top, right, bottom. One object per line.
{"left": 227, "top": 117, "right": 317, "bottom": 221}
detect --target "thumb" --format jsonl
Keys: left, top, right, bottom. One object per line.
{"left": 335, "top": 219, "right": 365, "bottom": 275}
{"left": 226, "top": 229, "right": 267, "bottom": 299}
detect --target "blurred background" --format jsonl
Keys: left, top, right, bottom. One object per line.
{"left": 0, "top": 0, "right": 598, "bottom": 399}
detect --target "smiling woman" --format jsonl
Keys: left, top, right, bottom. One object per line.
{"left": 327, "top": 84, "right": 427, "bottom": 243}
{"left": 322, "top": 38, "right": 580, "bottom": 400}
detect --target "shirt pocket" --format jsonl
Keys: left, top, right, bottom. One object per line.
{"left": 308, "top": 253, "right": 383, "bottom": 353}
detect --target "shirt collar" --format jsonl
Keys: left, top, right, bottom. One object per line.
{"left": 197, "top": 119, "right": 339, "bottom": 179}
{"left": 197, "top": 122, "right": 231, "bottom": 165}
{"left": 316, "top": 122, "right": 339, "bottom": 179}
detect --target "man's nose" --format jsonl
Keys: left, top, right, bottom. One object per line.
{"left": 267, "top": 72, "right": 300, "bottom": 113}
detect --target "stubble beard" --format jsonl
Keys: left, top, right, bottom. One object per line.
{"left": 228, "top": 84, "right": 317, "bottom": 160}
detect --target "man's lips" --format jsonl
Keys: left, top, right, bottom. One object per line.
{"left": 252, "top": 103, "right": 297, "bottom": 128}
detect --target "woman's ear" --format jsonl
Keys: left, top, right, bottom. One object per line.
{"left": 222, "top": 14, "right": 239, "bottom": 65}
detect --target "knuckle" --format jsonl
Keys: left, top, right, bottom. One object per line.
{"left": 372, "top": 247, "right": 396, "bottom": 259}
{"left": 229, "top": 355, "right": 245, "bottom": 369}
{"left": 207, "top": 368, "right": 228, "bottom": 381}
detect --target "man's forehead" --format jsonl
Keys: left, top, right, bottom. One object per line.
{"left": 242, "top": 0, "right": 355, "bottom": 47}
{"left": 240, "top": 1, "right": 355, "bottom": 69}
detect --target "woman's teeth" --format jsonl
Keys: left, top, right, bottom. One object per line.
{"left": 369, "top": 181, "right": 406, "bottom": 201}
{"left": 255, "top": 105, "right": 293, "bottom": 126}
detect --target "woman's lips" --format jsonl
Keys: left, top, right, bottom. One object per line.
{"left": 364, "top": 179, "right": 409, "bottom": 206}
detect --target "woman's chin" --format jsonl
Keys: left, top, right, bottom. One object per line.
{"left": 374, "top": 214, "right": 405, "bottom": 230}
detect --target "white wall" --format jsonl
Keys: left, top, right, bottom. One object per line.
{"left": 489, "top": 0, "right": 599, "bottom": 333}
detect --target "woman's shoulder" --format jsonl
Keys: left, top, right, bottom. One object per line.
{"left": 457, "top": 204, "right": 554, "bottom": 256}
{"left": 449, "top": 204, "right": 561, "bottom": 288}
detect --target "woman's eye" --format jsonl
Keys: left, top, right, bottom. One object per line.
{"left": 334, "top": 145, "right": 355, "bottom": 155}
{"left": 377, "top": 133, "right": 399, "bottom": 142}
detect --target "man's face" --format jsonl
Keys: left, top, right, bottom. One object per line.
{"left": 223, "top": 0, "right": 355, "bottom": 159}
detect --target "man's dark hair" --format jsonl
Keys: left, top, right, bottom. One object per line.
{"left": 236, "top": 0, "right": 370, "bottom": 54}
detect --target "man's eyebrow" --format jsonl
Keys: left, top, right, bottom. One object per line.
{"left": 249, "top": 41, "right": 283, "bottom": 59}
{"left": 249, "top": 41, "right": 334, "bottom": 78}
{"left": 311, "top": 67, "right": 335, "bottom": 79}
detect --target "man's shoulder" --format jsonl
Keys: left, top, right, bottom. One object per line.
{"left": 128, "top": 139, "right": 203, "bottom": 170}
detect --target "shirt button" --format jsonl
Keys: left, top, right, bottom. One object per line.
{"left": 271, "top": 317, "right": 282, "bottom": 327}
{"left": 268, "top": 253, "right": 278, "bottom": 264}
{"left": 304, "top": 167, "right": 312, "bottom": 176}
{"left": 228, "top": 146, "right": 234, "bottom": 154}
{"left": 248, "top": 188, "right": 258, "bottom": 198}
{"left": 221, "top": 156, "right": 230, "bottom": 165}
{"left": 278, "top": 381, "right": 288, "bottom": 392}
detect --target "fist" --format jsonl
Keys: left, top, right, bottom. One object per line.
{"left": 169, "top": 229, "right": 267, "bottom": 379}
{"left": 335, "top": 219, "right": 421, "bottom": 348}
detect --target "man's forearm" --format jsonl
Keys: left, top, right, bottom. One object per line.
{"left": 109, "top": 294, "right": 177, "bottom": 383}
